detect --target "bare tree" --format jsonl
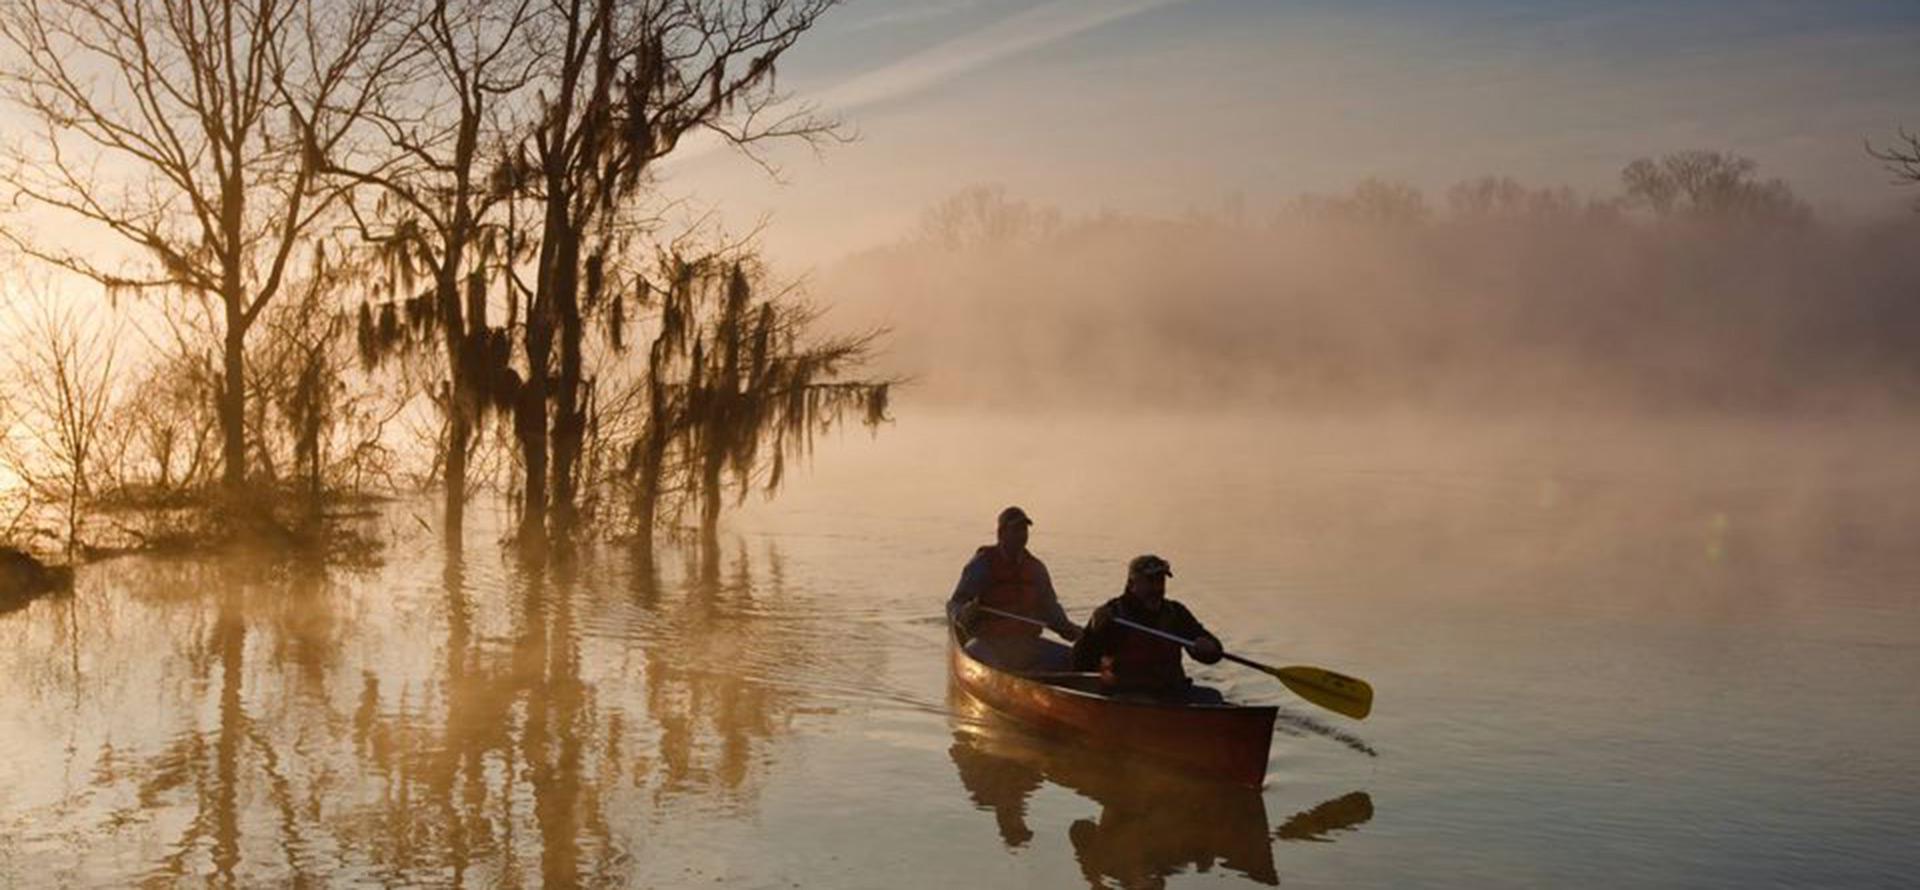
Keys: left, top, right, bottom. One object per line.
{"left": 114, "top": 341, "right": 222, "bottom": 497}
{"left": 0, "top": 0, "right": 413, "bottom": 494}
{"left": 1869, "top": 127, "right": 1920, "bottom": 201}
{"left": 0, "top": 296, "right": 120, "bottom": 554}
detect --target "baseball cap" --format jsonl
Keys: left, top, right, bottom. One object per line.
{"left": 1128, "top": 554, "right": 1173, "bottom": 578}
{"left": 997, "top": 506, "right": 1033, "bottom": 528}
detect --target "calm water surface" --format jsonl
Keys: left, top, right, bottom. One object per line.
{"left": 3, "top": 411, "right": 1918, "bottom": 888}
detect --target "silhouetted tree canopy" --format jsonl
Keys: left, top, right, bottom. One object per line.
{"left": 1620, "top": 150, "right": 1810, "bottom": 227}
{"left": 916, "top": 185, "right": 1062, "bottom": 249}
{"left": 1447, "top": 176, "right": 1584, "bottom": 221}
{"left": 1291, "top": 178, "right": 1430, "bottom": 226}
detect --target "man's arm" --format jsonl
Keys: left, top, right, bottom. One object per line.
{"left": 1171, "top": 603, "right": 1224, "bottom": 664}
{"left": 1070, "top": 606, "right": 1113, "bottom": 671}
{"left": 1034, "top": 562, "right": 1082, "bottom": 641}
{"left": 948, "top": 557, "right": 988, "bottom": 624}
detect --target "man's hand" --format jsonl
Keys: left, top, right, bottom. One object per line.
{"left": 1189, "top": 634, "right": 1224, "bottom": 664}
{"left": 1055, "top": 623, "right": 1084, "bottom": 643}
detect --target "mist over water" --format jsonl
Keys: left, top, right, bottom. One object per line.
{"left": 820, "top": 185, "right": 1920, "bottom": 414}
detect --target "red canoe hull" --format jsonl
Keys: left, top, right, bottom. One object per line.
{"left": 947, "top": 624, "right": 1278, "bottom": 787}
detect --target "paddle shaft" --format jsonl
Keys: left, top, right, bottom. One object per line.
{"left": 977, "top": 605, "right": 1061, "bottom": 633}
{"left": 1109, "top": 616, "right": 1312, "bottom": 685}
{"left": 976, "top": 605, "right": 1374, "bottom": 720}
{"left": 978, "top": 606, "right": 1219, "bottom": 655}
{"left": 1111, "top": 615, "right": 1218, "bottom": 654}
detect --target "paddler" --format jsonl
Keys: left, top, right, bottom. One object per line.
{"left": 1071, "top": 554, "right": 1225, "bottom": 700}
{"left": 949, "top": 506, "right": 1081, "bottom": 670}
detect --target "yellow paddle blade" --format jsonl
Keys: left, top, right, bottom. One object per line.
{"left": 1273, "top": 665, "right": 1374, "bottom": 720}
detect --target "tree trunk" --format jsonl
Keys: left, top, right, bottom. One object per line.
{"left": 66, "top": 481, "right": 80, "bottom": 557}
{"left": 306, "top": 422, "right": 321, "bottom": 515}
{"left": 444, "top": 396, "right": 471, "bottom": 537}
{"left": 438, "top": 104, "right": 482, "bottom": 542}
{"left": 550, "top": 232, "right": 584, "bottom": 544}
{"left": 218, "top": 153, "right": 249, "bottom": 494}
{"left": 518, "top": 183, "right": 565, "bottom": 550}
{"left": 698, "top": 446, "right": 723, "bottom": 546}
{"left": 220, "top": 304, "right": 248, "bottom": 491}
{"left": 435, "top": 261, "right": 472, "bottom": 539}
{"left": 630, "top": 420, "right": 666, "bottom": 552}
{"left": 517, "top": 278, "right": 552, "bottom": 550}
{"left": 516, "top": 374, "right": 549, "bottom": 550}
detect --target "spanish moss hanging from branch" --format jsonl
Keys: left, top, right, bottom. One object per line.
{"left": 598, "top": 247, "right": 893, "bottom": 548}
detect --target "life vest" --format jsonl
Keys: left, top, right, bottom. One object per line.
{"left": 971, "top": 545, "right": 1044, "bottom": 638}
{"left": 1100, "top": 603, "right": 1187, "bottom": 691}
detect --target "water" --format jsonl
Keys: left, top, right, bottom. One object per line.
{"left": 3, "top": 410, "right": 1918, "bottom": 888}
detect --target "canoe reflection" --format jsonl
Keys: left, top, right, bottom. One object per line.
{"left": 949, "top": 687, "right": 1372, "bottom": 888}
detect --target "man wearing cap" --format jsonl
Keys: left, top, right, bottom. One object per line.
{"left": 1071, "top": 555, "right": 1225, "bottom": 699}
{"left": 949, "top": 506, "right": 1082, "bottom": 670}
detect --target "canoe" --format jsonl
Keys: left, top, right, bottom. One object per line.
{"left": 947, "top": 619, "right": 1278, "bottom": 787}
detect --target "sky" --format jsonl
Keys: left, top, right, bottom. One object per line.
{"left": 2, "top": 0, "right": 1917, "bottom": 290}
{"left": 662, "top": 0, "right": 1920, "bottom": 269}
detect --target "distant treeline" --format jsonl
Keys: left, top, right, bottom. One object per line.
{"left": 827, "top": 152, "right": 1920, "bottom": 412}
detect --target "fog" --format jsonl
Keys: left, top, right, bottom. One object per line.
{"left": 819, "top": 179, "right": 1920, "bottom": 415}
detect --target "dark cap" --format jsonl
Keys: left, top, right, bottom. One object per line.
{"left": 1128, "top": 554, "right": 1173, "bottom": 578}
{"left": 997, "top": 506, "right": 1033, "bottom": 528}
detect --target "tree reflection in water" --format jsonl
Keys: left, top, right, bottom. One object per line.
{"left": 342, "top": 537, "right": 833, "bottom": 885}
{"left": 0, "top": 529, "right": 837, "bottom": 886}
{"left": 948, "top": 687, "right": 1372, "bottom": 889}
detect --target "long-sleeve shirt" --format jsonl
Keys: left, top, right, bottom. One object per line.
{"left": 1070, "top": 594, "right": 1220, "bottom": 674}
{"left": 947, "top": 547, "right": 1075, "bottom": 635}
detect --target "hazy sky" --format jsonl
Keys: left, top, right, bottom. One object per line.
{"left": 665, "top": 0, "right": 1920, "bottom": 268}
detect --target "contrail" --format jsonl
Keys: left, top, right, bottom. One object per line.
{"left": 815, "top": 0, "right": 1194, "bottom": 113}
{"left": 663, "top": 0, "right": 1190, "bottom": 169}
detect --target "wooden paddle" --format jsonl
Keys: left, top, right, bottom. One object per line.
{"left": 977, "top": 605, "right": 1374, "bottom": 720}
